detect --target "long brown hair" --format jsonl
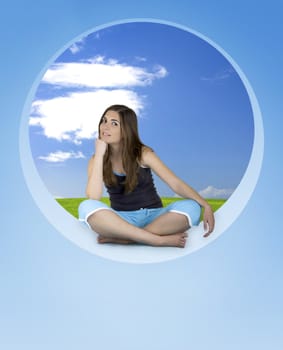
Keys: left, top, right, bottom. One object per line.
{"left": 98, "top": 105, "right": 148, "bottom": 193}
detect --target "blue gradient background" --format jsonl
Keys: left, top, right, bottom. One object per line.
{"left": 1, "top": 1, "right": 282, "bottom": 349}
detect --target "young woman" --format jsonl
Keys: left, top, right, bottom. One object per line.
{"left": 79, "top": 105, "right": 215, "bottom": 248}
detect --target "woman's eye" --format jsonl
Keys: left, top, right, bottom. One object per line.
{"left": 112, "top": 121, "right": 118, "bottom": 126}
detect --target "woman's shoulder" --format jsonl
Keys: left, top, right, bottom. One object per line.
{"left": 141, "top": 146, "right": 156, "bottom": 167}
{"left": 141, "top": 145, "right": 153, "bottom": 155}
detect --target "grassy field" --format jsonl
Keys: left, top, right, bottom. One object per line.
{"left": 56, "top": 197, "right": 226, "bottom": 220}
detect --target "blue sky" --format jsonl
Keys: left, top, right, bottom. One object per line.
{"left": 29, "top": 21, "right": 254, "bottom": 198}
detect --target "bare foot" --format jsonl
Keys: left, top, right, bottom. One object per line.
{"left": 158, "top": 232, "right": 188, "bottom": 248}
{"left": 97, "top": 235, "right": 135, "bottom": 245}
{"left": 97, "top": 232, "right": 188, "bottom": 248}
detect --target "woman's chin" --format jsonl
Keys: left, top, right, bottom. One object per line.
{"left": 101, "top": 137, "right": 110, "bottom": 143}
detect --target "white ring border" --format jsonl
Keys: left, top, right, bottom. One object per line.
{"left": 19, "top": 18, "right": 264, "bottom": 264}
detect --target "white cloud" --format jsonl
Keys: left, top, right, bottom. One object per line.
{"left": 39, "top": 150, "right": 85, "bottom": 163}
{"left": 30, "top": 57, "right": 168, "bottom": 144}
{"left": 30, "top": 89, "right": 144, "bottom": 143}
{"left": 201, "top": 67, "right": 234, "bottom": 82}
{"left": 69, "top": 43, "right": 81, "bottom": 54}
{"left": 199, "top": 186, "right": 234, "bottom": 199}
{"left": 135, "top": 56, "right": 147, "bottom": 62}
{"left": 41, "top": 57, "right": 168, "bottom": 88}
{"left": 88, "top": 55, "right": 104, "bottom": 63}
{"left": 69, "top": 38, "right": 85, "bottom": 54}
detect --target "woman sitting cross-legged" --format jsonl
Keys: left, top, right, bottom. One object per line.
{"left": 79, "top": 104, "right": 214, "bottom": 248}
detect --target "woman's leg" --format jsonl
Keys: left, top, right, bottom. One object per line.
{"left": 144, "top": 212, "right": 190, "bottom": 235}
{"left": 97, "top": 209, "right": 191, "bottom": 244}
{"left": 97, "top": 235, "right": 135, "bottom": 245}
{"left": 88, "top": 209, "right": 187, "bottom": 248}
{"left": 144, "top": 200, "right": 201, "bottom": 236}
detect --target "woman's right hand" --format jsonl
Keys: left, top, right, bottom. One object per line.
{"left": 95, "top": 138, "right": 108, "bottom": 157}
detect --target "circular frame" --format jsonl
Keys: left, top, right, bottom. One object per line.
{"left": 19, "top": 18, "right": 264, "bottom": 264}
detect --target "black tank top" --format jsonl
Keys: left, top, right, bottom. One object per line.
{"left": 106, "top": 167, "right": 163, "bottom": 211}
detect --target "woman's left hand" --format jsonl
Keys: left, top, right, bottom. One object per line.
{"left": 202, "top": 204, "right": 215, "bottom": 237}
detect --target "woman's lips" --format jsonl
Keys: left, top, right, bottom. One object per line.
{"left": 102, "top": 132, "right": 111, "bottom": 137}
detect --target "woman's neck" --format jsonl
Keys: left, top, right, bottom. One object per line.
{"left": 109, "top": 145, "right": 125, "bottom": 173}
{"left": 109, "top": 144, "right": 122, "bottom": 159}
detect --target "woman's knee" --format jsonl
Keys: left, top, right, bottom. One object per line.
{"left": 169, "top": 199, "right": 201, "bottom": 226}
{"left": 78, "top": 199, "right": 109, "bottom": 222}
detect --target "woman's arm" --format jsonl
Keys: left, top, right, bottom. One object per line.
{"left": 85, "top": 139, "right": 107, "bottom": 199}
{"left": 142, "top": 148, "right": 215, "bottom": 236}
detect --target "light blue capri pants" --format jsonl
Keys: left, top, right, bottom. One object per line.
{"left": 78, "top": 199, "right": 201, "bottom": 230}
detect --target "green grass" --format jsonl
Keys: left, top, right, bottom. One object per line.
{"left": 56, "top": 197, "right": 226, "bottom": 220}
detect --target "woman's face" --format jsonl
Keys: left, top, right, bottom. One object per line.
{"left": 99, "top": 110, "right": 122, "bottom": 145}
